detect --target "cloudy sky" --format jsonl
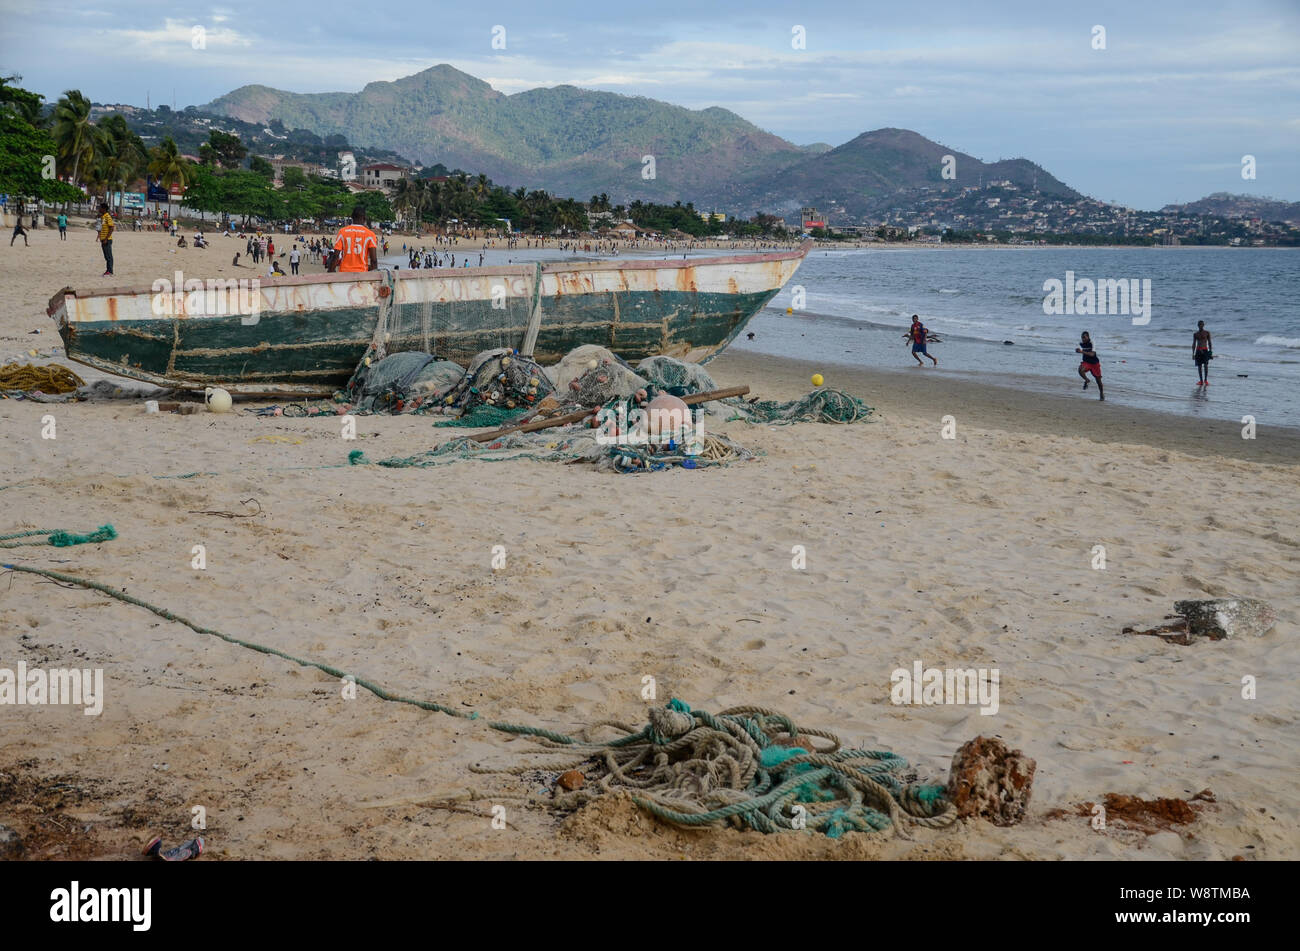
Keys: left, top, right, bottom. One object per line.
{"left": 2, "top": 0, "right": 1296, "bottom": 209}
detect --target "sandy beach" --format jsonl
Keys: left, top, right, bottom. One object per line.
{"left": 1, "top": 227, "right": 1296, "bottom": 860}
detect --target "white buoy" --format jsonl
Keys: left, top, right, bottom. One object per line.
{"left": 205, "top": 387, "right": 233, "bottom": 414}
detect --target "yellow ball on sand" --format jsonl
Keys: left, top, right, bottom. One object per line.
{"left": 811, "top": 374, "right": 824, "bottom": 387}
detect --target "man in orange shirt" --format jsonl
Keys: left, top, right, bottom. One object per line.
{"left": 328, "top": 206, "right": 379, "bottom": 273}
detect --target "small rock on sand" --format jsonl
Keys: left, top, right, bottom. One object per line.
{"left": 557, "top": 770, "right": 585, "bottom": 791}
{"left": 946, "top": 736, "right": 1036, "bottom": 826}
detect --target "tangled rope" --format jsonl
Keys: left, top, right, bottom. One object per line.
{"left": 475, "top": 698, "right": 954, "bottom": 837}
{"left": 1, "top": 563, "right": 954, "bottom": 838}
{"left": 0, "top": 363, "right": 86, "bottom": 394}
{"left": 0, "top": 525, "right": 117, "bottom": 549}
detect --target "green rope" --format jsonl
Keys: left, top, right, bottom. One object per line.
{"left": 0, "top": 525, "right": 116, "bottom": 549}
{"left": 1, "top": 561, "right": 955, "bottom": 839}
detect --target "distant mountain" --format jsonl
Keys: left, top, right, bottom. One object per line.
{"left": 1161, "top": 192, "right": 1300, "bottom": 224}
{"left": 738, "top": 128, "right": 1082, "bottom": 219}
{"left": 204, "top": 67, "right": 1084, "bottom": 220}
{"left": 205, "top": 65, "right": 806, "bottom": 205}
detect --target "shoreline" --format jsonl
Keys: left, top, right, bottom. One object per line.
{"left": 707, "top": 349, "right": 1300, "bottom": 465}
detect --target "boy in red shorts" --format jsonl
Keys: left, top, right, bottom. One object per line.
{"left": 1075, "top": 331, "right": 1104, "bottom": 401}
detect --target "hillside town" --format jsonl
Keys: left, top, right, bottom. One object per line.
{"left": 5, "top": 93, "right": 1297, "bottom": 247}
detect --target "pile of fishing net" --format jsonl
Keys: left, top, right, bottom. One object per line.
{"left": 435, "top": 348, "right": 554, "bottom": 426}
{"left": 547, "top": 345, "right": 648, "bottom": 407}
{"left": 342, "top": 350, "right": 465, "bottom": 414}
{"left": 637, "top": 355, "right": 718, "bottom": 398}
{"left": 477, "top": 699, "right": 957, "bottom": 838}
{"left": 726, "top": 387, "right": 873, "bottom": 424}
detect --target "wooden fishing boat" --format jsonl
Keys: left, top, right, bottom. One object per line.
{"left": 48, "top": 242, "right": 811, "bottom": 395}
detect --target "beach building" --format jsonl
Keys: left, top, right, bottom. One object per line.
{"left": 270, "top": 157, "right": 328, "bottom": 181}
{"left": 361, "top": 163, "right": 411, "bottom": 192}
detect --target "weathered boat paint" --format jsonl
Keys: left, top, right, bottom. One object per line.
{"left": 49, "top": 243, "right": 809, "bottom": 394}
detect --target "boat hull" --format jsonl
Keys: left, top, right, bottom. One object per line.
{"left": 49, "top": 245, "right": 808, "bottom": 395}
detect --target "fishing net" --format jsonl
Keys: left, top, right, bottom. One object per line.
{"left": 437, "top": 348, "right": 553, "bottom": 416}
{"left": 347, "top": 428, "right": 757, "bottom": 473}
{"left": 547, "top": 345, "right": 648, "bottom": 406}
{"left": 433, "top": 405, "right": 529, "bottom": 428}
{"left": 637, "top": 355, "right": 718, "bottom": 397}
{"left": 343, "top": 351, "right": 465, "bottom": 414}
{"left": 365, "top": 267, "right": 538, "bottom": 365}
{"left": 727, "top": 388, "right": 873, "bottom": 424}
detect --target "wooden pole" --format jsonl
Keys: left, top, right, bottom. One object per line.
{"left": 466, "top": 384, "right": 750, "bottom": 443}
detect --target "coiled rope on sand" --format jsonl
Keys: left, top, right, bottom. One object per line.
{"left": 2, "top": 561, "right": 954, "bottom": 838}
{"left": 0, "top": 363, "right": 86, "bottom": 394}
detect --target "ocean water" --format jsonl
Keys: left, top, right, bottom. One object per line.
{"left": 741, "top": 246, "right": 1300, "bottom": 429}
{"left": 389, "top": 244, "right": 1298, "bottom": 428}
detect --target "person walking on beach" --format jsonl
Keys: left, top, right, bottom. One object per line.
{"left": 904, "top": 315, "right": 938, "bottom": 366}
{"left": 97, "top": 203, "right": 115, "bottom": 276}
{"left": 289, "top": 246, "right": 300, "bottom": 275}
{"left": 328, "top": 206, "right": 378, "bottom": 273}
{"left": 1193, "top": 320, "right": 1213, "bottom": 387}
{"left": 1076, "top": 331, "right": 1104, "bottom": 401}
{"left": 57, "top": 212, "right": 67, "bottom": 240}
{"left": 10, "top": 218, "right": 28, "bottom": 246}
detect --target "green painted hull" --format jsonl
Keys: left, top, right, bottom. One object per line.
{"left": 50, "top": 246, "right": 809, "bottom": 395}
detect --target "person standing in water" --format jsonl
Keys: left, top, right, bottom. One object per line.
{"left": 1076, "top": 331, "right": 1104, "bottom": 401}
{"left": 1193, "top": 320, "right": 1213, "bottom": 386}
{"left": 904, "top": 315, "right": 938, "bottom": 366}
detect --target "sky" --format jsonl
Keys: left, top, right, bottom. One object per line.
{"left": 2, "top": 0, "right": 1297, "bottom": 210}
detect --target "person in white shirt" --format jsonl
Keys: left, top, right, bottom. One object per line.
{"left": 289, "top": 246, "right": 301, "bottom": 275}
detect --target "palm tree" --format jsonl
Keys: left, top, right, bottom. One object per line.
{"left": 415, "top": 179, "right": 435, "bottom": 226}
{"left": 51, "top": 90, "right": 95, "bottom": 197}
{"left": 392, "top": 177, "right": 417, "bottom": 226}
{"left": 95, "top": 114, "right": 146, "bottom": 216}
{"left": 147, "top": 136, "right": 191, "bottom": 215}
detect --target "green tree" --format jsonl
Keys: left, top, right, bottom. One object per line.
{"left": 351, "top": 190, "right": 393, "bottom": 223}
{"left": 208, "top": 130, "right": 247, "bottom": 169}
{"left": 146, "top": 135, "right": 192, "bottom": 213}
{"left": 0, "top": 74, "right": 44, "bottom": 125}
{"left": 51, "top": 89, "right": 95, "bottom": 189}
{"left": 248, "top": 154, "right": 274, "bottom": 178}
{"left": 95, "top": 113, "right": 147, "bottom": 214}
{"left": 0, "top": 106, "right": 84, "bottom": 204}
